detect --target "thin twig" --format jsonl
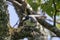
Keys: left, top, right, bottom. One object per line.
{"left": 8, "top": 0, "right": 22, "bottom": 7}
{"left": 53, "top": 0, "right": 57, "bottom": 27}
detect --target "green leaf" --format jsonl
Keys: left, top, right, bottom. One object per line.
{"left": 55, "top": 0, "right": 60, "bottom": 9}
{"left": 41, "top": 0, "right": 55, "bottom": 17}
{"left": 27, "top": 0, "right": 41, "bottom": 11}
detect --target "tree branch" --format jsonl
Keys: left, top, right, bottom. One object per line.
{"left": 36, "top": 17, "right": 60, "bottom": 37}
{"left": 7, "top": 0, "right": 60, "bottom": 37}
{"left": 25, "top": 14, "right": 60, "bottom": 37}
{"left": 53, "top": 0, "right": 57, "bottom": 27}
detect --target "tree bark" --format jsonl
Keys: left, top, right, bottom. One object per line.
{"left": 0, "top": 0, "right": 9, "bottom": 39}
{"left": 36, "top": 18, "right": 60, "bottom": 37}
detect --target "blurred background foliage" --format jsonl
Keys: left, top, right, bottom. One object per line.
{"left": 27, "top": 0, "right": 60, "bottom": 16}
{"left": 27, "top": 0, "right": 40, "bottom": 11}
{"left": 27, "top": 0, "right": 60, "bottom": 29}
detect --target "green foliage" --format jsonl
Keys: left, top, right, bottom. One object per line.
{"left": 56, "top": 23, "right": 60, "bottom": 30}
{"left": 55, "top": 0, "right": 60, "bottom": 9}
{"left": 27, "top": 0, "right": 60, "bottom": 16}
{"left": 55, "top": 0, "right": 60, "bottom": 15}
{"left": 57, "top": 12, "right": 60, "bottom": 16}
{"left": 41, "top": 0, "right": 60, "bottom": 16}
{"left": 27, "top": 0, "right": 41, "bottom": 11}
{"left": 41, "top": 0, "right": 55, "bottom": 17}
